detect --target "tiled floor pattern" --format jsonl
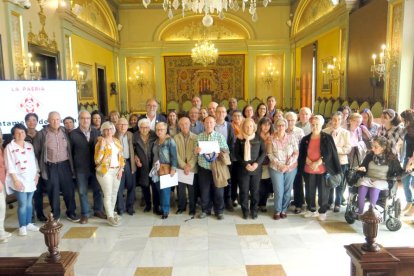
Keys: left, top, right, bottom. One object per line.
{"left": 2, "top": 191, "right": 414, "bottom": 276}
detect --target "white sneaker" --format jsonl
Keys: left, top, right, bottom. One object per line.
{"left": 304, "top": 211, "right": 318, "bottom": 218}
{"left": 318, "top": 213, "right": 327, "bottom": 221}
{"left": 19, "top": 226, "right": 27, "bottom": 236}
{"left": 0, "top": 231, "right": 12, "bottom": 239}
{"left": 27, "top": 223, "right": 39, "bottom": 232}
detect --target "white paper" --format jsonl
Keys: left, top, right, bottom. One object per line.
{"left": 160, "top": 173, "right": 178, "bottom": 189}
{"left": 199, "top": 140, "right": 220, "bottom": 154}
{"left": 177, "top": 169, "right": 194, "bottom": 185}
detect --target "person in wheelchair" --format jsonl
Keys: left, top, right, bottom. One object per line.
{"left": 355, "top": 136, "right": 403, "bottom": 214}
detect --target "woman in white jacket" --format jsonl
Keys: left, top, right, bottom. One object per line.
{"left": 323, "top": 112, "right": 352, "bottom": 212}
{"left": 5, "top": 124, "right": 40, "bottom": 236}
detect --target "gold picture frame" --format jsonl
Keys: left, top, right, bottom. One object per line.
{"left": 78, "top": 62, "right": 94, "bottom": 100}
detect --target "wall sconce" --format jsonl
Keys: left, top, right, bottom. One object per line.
{"left": 322, "top": 57, "right": 343, "bottom": 83}
{"left": 20, "top": 52, "right": 41, "bottom": 80}
{"left": 128, "top": 66, "right": 148, "bottom": 91}
{"left": 370, "top": 44, "right": 388, "bottom": 82}
{"left": 261, "top": 61, "right": 279, "bottom": 86}
{"left": 72, "top": 63, "right": 85, "bottom": 93}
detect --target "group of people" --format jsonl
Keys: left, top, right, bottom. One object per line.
{"left": 1, "top": 95, "right": 414, "bottom": 243}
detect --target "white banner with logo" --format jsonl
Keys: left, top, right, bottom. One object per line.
{"left": 0, "top": 80, "right": 78, "bottom": 134}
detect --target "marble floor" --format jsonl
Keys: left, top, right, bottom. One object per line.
{"left": 1, "top": 191, "right": 414, "bottom": 276}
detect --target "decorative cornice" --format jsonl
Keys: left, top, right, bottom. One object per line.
{"left": 27, "top": 1, "right": 58, "bottom": 51}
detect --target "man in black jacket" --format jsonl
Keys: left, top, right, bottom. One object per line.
{"left": 69, "top": 110, "right": 105, "bottom": 224}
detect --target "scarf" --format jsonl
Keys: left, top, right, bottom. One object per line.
{"left": 242, "top": 133, "right": 256, "bottom": 161}
{"left": 373, "top": 153, "right": 387, "bottom": 166}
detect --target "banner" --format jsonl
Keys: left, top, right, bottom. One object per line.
{"left": 0, "top": 80, "right": 78, "bottom": 134}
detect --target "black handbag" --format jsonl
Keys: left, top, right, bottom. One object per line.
{"left": 345, "top": 168, "right": 362, "bottom": 186}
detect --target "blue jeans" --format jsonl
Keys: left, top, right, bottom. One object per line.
{"left": 155, "top": 182, "right": 171, "bottom": 215}
{"left": 76, "top": 172, "right": 104, "bottom": 216}
{"left": 269, "top": 168, "right": 297, "bottom": 213}
{"left": 403, "top": 158, "right": 414, "bottom": 203}
{"left": 15, "top": 191, "right": 34, "bottom": 227}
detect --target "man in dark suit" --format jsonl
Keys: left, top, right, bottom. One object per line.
{"left": 138, "top": 99, "right": 166, "bottom": 131}
{"left": 69, "top": 110, "right": 105, "bottom": 224}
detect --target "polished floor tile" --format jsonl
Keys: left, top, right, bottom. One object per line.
{"left": 134, "top": 267, "right": 173, "bottom": 276}
{"left": 62, "top": 227, "right": 98, "bottom": 239}
{"left": 319, "top": 221, "right": 357, "bottom": 234}
{"left": 150, "top": 226, "right": 180, "bottom": 238}
{"left": 246, "top": 265, "right": 286, "bottom": 276}
{"left": 236, "top": 224, "right": 267, "bottom": 236}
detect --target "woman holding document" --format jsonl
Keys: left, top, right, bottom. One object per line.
{"left": 153, "top": 122, "right": 178, "bottom": 219}
{"left": 174, "top": 117, "right": 198, "bottom": 216}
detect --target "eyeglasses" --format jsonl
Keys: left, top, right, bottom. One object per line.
{"left": 156, "top": 128, "right": 167, "bottom": 131}
{"left": 146, "top": 105, "right": 157, "bottom": 108}
{"left": 276, "top": 124, "right": 285, "bottom": 127}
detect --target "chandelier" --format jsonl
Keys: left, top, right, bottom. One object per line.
{"left": 142, "top": 0, "right": 271, "bottom": 27}
{"left": 261, "top": 61, "right": 278, "bottom": 86}
{"left": 18, "top": 52, "right": 41, "bottom": 80}
{"left": 191, "top": 39, "right": 219, "bottom": 67}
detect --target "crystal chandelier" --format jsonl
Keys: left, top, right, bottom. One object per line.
{"left": 142, "top": 0, "right": 272, "bottom": 27}
{"left": 191, "top": 39, "right": 219, "bottom": 67}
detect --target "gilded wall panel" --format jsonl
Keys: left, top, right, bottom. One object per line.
{"left": 387, "top": 2, "right": 403, "bottom": 109}
{"left": 296, "top": 0, "right": 335, "bottom": 34}
{"left": 11, "top": 12, "right": 24, "bottom": 79}
{"left": 126, "top": 57, "right": 155, "bottom": 112}
{"left": 255, "top": 54, "right": 284, "bottom": 107}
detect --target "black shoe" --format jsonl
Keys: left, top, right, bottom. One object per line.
{"left": 37, "top": 215, "right": 47, "bottom": 222}
{"left": 189, "top": 210, "right": 195, "bottom": 216}
{"left": 243, "top": 213, "right": 248, "bottom": 220}
{"left": 143, "top": 206, "right": 151, "bottom": 212}
{"left": 232, "top": 200, "right": 238, "bottom": 207}
{"left": 161, "top": 214, "right": 168, "bottom": 219}
{"left": 127, "top": 209, "right": 135, "bottom": 216}
{"left": 66, "top": 214, "right": 80, "bottom": 223}
{"left": 176, "top": 209, "right": 184, "bottom": 214}
{"left": 225, "top": 202, "right": 234, "bottom": 212}
{"left": 251, "top": 213, "right": 258, "bottom": 220}
{"left": 334, "top": 205, "right": 340, "bottom": 213}
{"left": 217, "top": 213, "right": 224, "bottom": 220}
{"left": 259, "top": 206, "right": 267, "bottom": 213}
{"left": 153, "top": 208, "right": 162, "bottom": 215}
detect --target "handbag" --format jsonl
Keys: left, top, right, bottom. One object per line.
{"left": 345, "top": 168, "right": 362, "bottom": 186}
{"left": 158, "top": 163, "right": 171, "bottom": 176}
{"left": 325, "top": 173, "right": 342, "bottom": 189}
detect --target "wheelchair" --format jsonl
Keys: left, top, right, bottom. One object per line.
{"left": 344, "top": 178, "right": 402, "bottom": 231}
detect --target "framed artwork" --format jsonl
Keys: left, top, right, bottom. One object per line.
{"left": 321, "top": 57, "right": 332, "bottom": 92}
{"left": 78, "top": 62, "right": 93, "bottom": 99}
{"left": 0, "top": 35, "right": 4, "bottom": 80}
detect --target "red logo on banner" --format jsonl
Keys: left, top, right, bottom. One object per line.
{"left": 19, "top": 94, "right": 41, "bottom": 113}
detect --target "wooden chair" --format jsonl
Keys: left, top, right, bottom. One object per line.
{"left": 332, "top": 98, "right": 342, "bottom": 113}
{"left": 237, "top": 99, "right": 248, "bottom": 111}
{"left": 349, "top": 100, "right": 360, "bottom": 113}
{"left": 313, "top": 98, "right": 321, "bottom": 115}
{"left": 371, "top": 101, "right": 384, "bottom": 118}
{"left": 250, "top": 97, "right": 263, "bottom": 111}
{"left": 318, "top": 99, "right": 326, "bottom": 116}
{"left": 359, "top": 101, "right": 371, "bottom": 112}
{"left": 182, "top": 100, "right": 192, "bottom": 112}
{"left": 220, "top": 99, "right": 229, "bottom": 109}
{"left": 167, "top": 100, "right": 179, "bottom": 112}
{"left": 324, "top": 98, "right": 334, "bottom": 119}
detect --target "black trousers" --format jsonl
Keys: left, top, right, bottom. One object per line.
{"left": 258, "top": 178, "right": 273, "bottom": 207}
{"left": 293, "top": 171, "right": 305, "bottom": 208}
{"left": 33, "top": 177, "right": 46, "bottom": 217}
{"left": 177, "top": 175, "right": 196, "bottom": 213}
{"left": 45, "top": 160, "right": 76, "bottom": 219}
{"left": 116, "top": 159, "right": 136, "bottom": 213}
{"left": 304, "top": 173, "right": 328, "bottom": 214}
{"left": 230, "top": 164, "right": 239, "bottom": 202}
{"left": 198, "top": 166, "right": 224, "bottom": 214}
{"left": 239, "top": 172, "right": 260, "bottom": 214}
